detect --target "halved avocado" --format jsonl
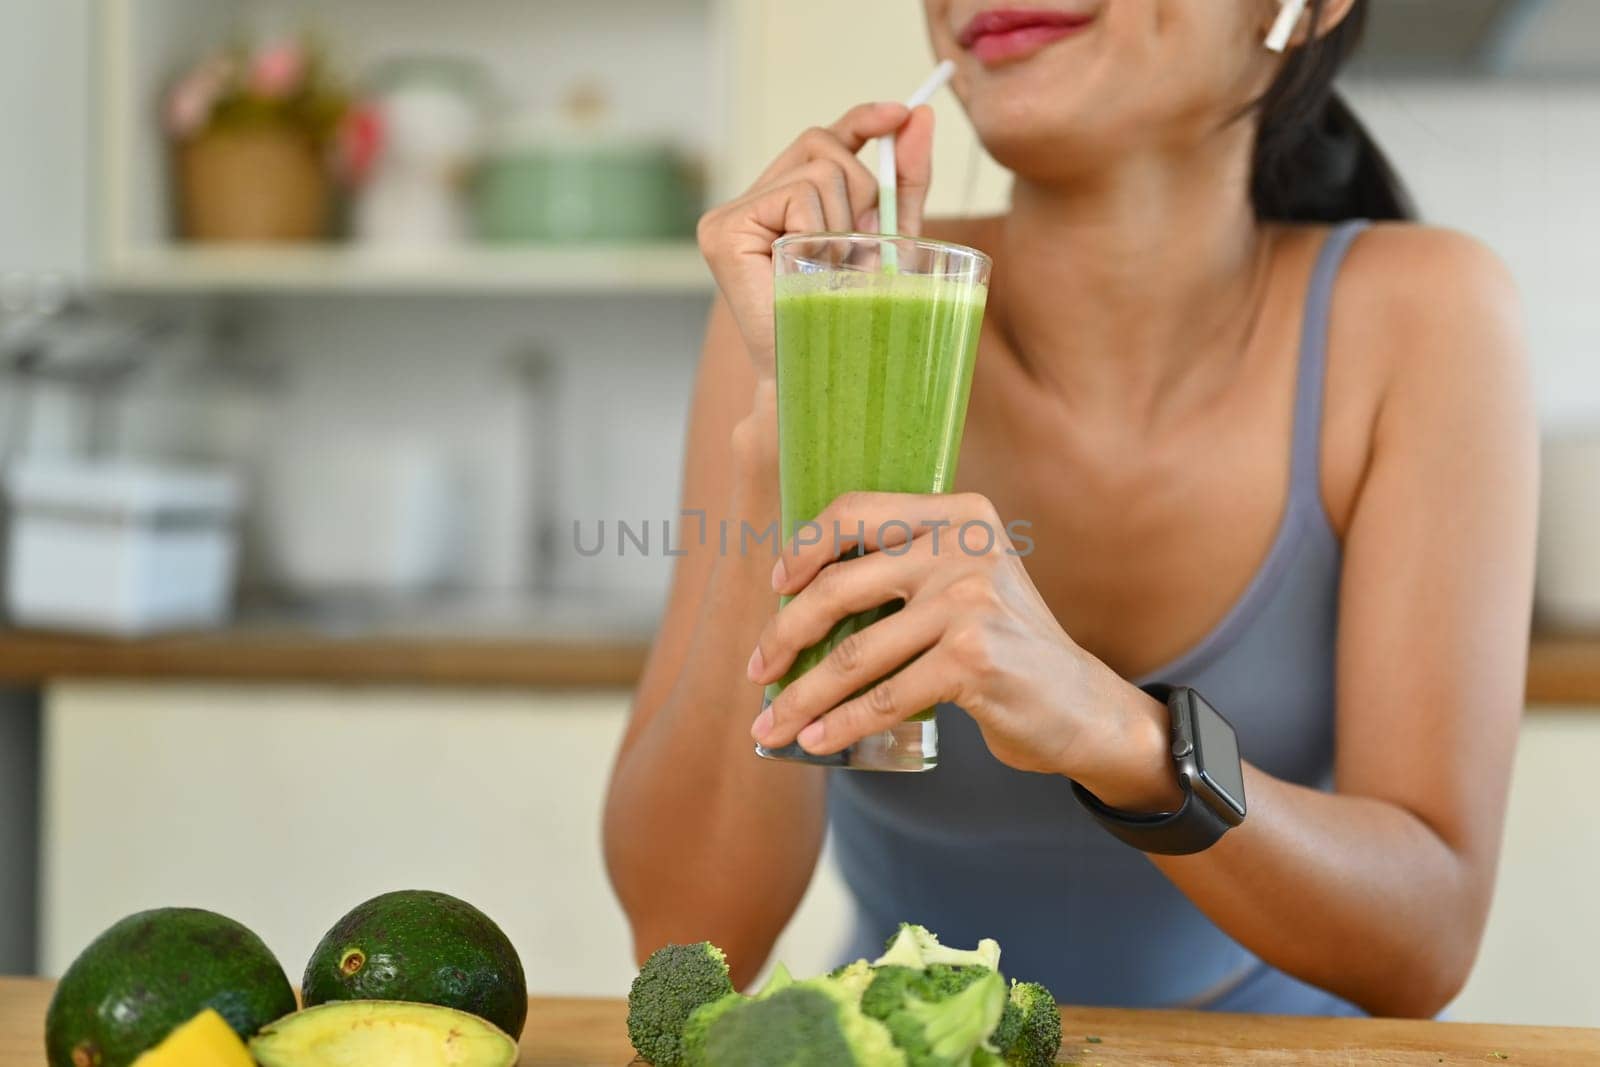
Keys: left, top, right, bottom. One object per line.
{"left": 249, "top": 1001, "right": 518, "bottom": 1067}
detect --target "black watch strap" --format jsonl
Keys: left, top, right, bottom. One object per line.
{"left": 1069, "top": 777, "right": 1233, "bottom": 856}
{"left": 1069, "top": 685, "right": 1239, "bottom": 856}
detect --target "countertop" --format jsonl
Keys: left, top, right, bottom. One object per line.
{"left": 3, "top": 979, "right": 1599, "bottom": 1066}
{"left": 0, "top": 594, "right": 656, "bottom": 690}
{"left": 0, "top": 626, "right": 651, "bottom": 689}
{"left": 1523, "top": 630, "right": 1600, "bottom": 705}
{"left": 1, "top": 608, "right": 1599, "bottom": 704}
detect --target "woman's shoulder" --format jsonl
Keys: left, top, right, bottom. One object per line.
{"left": 1340, "top": 222, "right": 1518, "bottom": 306}
{"left": 1321, "top": 222, "right": 1531, "bottom": 485}
{"left": 1326, "top": 221, "right": 1519, "bottom": 327}
{"left": 1323, "top": 221, "right": 1525, "bottom": 382}
{"left": 1285, "top": 222, "right": 1531, "bottom": 535}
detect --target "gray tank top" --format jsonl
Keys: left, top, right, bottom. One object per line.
{"left": 827, "top": 222, "right": 1371, "bottom": 1016}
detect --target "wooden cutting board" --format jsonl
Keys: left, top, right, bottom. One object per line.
{"left": 3, "top": 978, "right": 1596, "bottom": 1066}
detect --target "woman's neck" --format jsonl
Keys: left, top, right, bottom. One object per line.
{"left": 996, "top": 136, "right": 1271, "bottom": 416}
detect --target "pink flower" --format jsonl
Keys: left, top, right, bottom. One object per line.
{"left": 166, "top": 55, "right": 233, "bottom": 138}
{"left": 336, "top": 103, "right": 385, "bottom": 185}
{"left": 250, "top": 39, "right": 306, "bottom": 100}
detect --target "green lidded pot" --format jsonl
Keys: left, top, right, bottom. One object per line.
{"left": 475, "top": 140, "right": 699, "bottom": 243}
{"left": 472, "top": 85, "right": 700, "bottom": 243}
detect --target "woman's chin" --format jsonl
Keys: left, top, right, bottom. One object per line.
{"left": 968, "top": 112, "right": 1108, "bottom": 184}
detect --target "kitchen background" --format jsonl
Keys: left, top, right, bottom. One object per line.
{"left": 1, "top": 0, "right": 1598, "bottom": 1027}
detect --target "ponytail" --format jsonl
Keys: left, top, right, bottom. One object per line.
{"left": 1250, "top": 0, "right": 1415, "bottom": 223}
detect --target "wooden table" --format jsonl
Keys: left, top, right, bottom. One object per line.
{"left": 4, "top": 979, "right": 1598, "bottom": 1066}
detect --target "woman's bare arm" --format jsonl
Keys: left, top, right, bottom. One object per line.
{"left": 602, "top": 299, "right": 827, "bottom": 987}
{"left": 1150, "top": 228, "right": 1537, "bottom": 1016}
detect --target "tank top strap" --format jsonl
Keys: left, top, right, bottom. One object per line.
{"left": 1289, "top": 220, "right": 1370, "bottom": 510}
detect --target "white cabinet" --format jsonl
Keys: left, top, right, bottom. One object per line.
{"left": 39, "top": 681, "right": 854, "bottom": 994}
{"left": 40, "top": 682, "right": 642, "bottom": 993}
{"left": 39, "top": 682, "right": 1600, "bottom": 1021}
{"left": 1450, "top": 711, "right": 1600, "bottom": 1026}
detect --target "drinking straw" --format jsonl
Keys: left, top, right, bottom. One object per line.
{"left": 877, "top": 60, "right": 956, "bottom": 270}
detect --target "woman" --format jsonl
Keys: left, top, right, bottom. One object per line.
{"left": 604, "top": 0, "right": 1536, "bottom": 1018}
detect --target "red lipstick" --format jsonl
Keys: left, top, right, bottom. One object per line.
{"left": 957, "top": 8, "right": 1095, "bottom": 65}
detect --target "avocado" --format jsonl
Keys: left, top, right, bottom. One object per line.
{"left": 251, "top": 1000, "right": 518, "bottom": 1067}
{"left": 45, "top": 907, "right": 296, "bottom": 1067}
{"left": 301, "top": 890, "right": 528, "bottom": 1039}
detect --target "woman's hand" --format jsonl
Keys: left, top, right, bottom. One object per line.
{"left": 746, "top": 491, "right": 1184, "bottom": 810}
{"left": 696, "top": 103, "right": 935, "bottom": 378}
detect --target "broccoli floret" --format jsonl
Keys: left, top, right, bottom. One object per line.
{"left": 990, "top": 981, "right": 1062, "bottom": 1067}
{"left": 875, "top": 924, "right": 1002, "bottom": 972}
{"left": 921, "top": 964, "right": 991, "bottom": 999}
{"left": 627, "top": 942, "right": 737, "bottom": 1066}
{"left": 678, "top": 962, "right": 796, "bottom": 1062}
{"left": 880, "top": 968, "right": 1006, "bottom": 1067}
{"left": 862, "top": 963, "right": 991, "bottom": 1022}
{"left": 680, "top": 991, "right": 749, "bottom": 1065}
{"left": 828, "top": 957, "right": 881, "bottom": 1001}
{"left": 861, "top": 965, "right": 929, "bottom": 1020}
{"left": 683, "top": 978, "right": 907, "bottom": 1067}
{"left": 631, "top": 929, "right": 1025, "bottom": 1067}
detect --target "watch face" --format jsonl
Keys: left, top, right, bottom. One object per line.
{"left": 1190, "top": 692, "right": 1247, "bottom": 820}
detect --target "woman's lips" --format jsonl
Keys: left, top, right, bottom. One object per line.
{"left": 957, "top": 8, "right": 1095, "bottom": 65}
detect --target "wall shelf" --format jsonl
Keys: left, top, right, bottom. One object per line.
{"left": 96, "top": 0, "right": 735, "bottom": 296}
{"left": 96, "top": 242, "right": 712, "bottom": 295}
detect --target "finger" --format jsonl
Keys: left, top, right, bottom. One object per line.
{"left": 724, "top": 180, "right": 829, "bottom": 254}
{"left": 775, "top": 491, "right": 1003, "bottom": 596}
{"left": 793, "top": 650, "right": 956, "bottom": 756}
{"left": 833, "top": 152, "right": 888, "bottom": 231}
{"left": 751, "top": 545, "right": 930, "bottom": 684}
{"left": 827, "top": 101, "right": 913, "bottom": 152}
{"left": 758, "top": 104, "right": 910, "bottom": 187}
{"left": 896, "top": 105, "right": 935, "bottom": 237}
{"left": 799, "top": 159, "right": 855, "bottom": 234}
{"left": 754, "top": 602, "right": 946, "bottom": 749}
{"left": 757, "top": 142, "right": 883, "bottom": 229}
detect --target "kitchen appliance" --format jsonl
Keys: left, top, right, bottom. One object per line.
{"left": 260, "top": 437, "right": 466, "bottom": 596}
{"left": 1537, "top": 433, "right": 1600, "bottom": 627}
{"left": 3, "top": 461, "right": 241, "bottom": 635}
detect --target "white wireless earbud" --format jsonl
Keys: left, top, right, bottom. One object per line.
{"left": 1266, "top": 0, "right": 1310, "bottom": 52}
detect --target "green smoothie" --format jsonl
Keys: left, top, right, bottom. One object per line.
{"left": 767, "top": 271, "right": 987, "bottom": 714}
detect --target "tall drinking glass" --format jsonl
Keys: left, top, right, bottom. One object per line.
{"left": 756, "top": 233, "right": 991, "bottom": 772}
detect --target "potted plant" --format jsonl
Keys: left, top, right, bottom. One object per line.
{"left": 166, "top": 37, "right": 349, "bottom": 242}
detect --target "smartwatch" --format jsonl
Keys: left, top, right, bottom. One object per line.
{"left": 1070, "top": 685, "right": 1247, "bottom": 855}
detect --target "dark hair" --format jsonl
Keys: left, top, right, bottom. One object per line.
{"left": 1251, "top": 0, "right": 1416, "bottom": 222}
